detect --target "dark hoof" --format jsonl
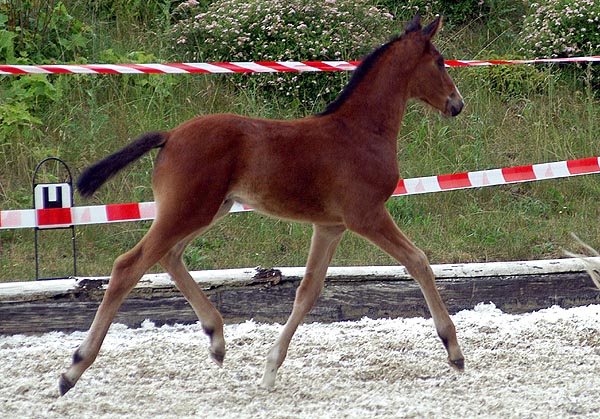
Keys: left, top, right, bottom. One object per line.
{"left": 449, "top": 357, "right": 465, "bottom": 371}
{"left": 58, "top": 374, "right": 75, "bottom": 396}
{"left": 210, "top": 349, "right": 225, "bottom": 366}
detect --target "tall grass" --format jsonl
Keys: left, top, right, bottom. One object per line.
{"left": 1, "top": 3, "right": 599, "bottom": 281}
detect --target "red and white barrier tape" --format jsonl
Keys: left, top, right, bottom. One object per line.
{"left": 393, "top": 156, "right": 600, "bottom": 196}
{"left": 1, "top": 156, "right": 598, "bottom": 230}
{"left": 0, "top": 61, "right": 358, "bottom": 75}
{"left": 1, "top": 56, "right": 599, "bottom": 75}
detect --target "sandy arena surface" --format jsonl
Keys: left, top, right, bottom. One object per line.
{"left": 1, "top": 303, "right": 599, "bottom": 419}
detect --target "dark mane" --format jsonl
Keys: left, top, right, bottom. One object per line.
{"left": 317, "top": 35, "right": 402, "bottom": 116}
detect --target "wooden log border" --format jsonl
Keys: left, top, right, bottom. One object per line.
{"left": 1, "top": 258, "right": 599, "bottom": 334}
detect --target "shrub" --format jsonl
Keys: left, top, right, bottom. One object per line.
{"left": 470, "top": 55, "right": 555, "bottom": 100}
{"left": 168, "top": 0, "right": 394, "bottom": 108}
{"left": 373, "top": 0, "right": 523, "bottom": 27}
{"left": 0, "top": 75, "right": 57, "bottom": 136}
{"left": 0, "top": 1, "right": 91, "bottom": 64}
{"left": 520, "top": 0, "right": 600, "bottom": 87}
{"left": 520, "top": 0, "right": 600, "bottom": 59}
{"left": 0, "top": 1, "right": 91, "bottom": 141}
{"left": 375, "top": 0, "right": 484, "bottom": 24}
{"left": 68, "top": 0, "right": 174, "bottom": 28}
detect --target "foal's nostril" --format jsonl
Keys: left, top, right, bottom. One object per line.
{"left": 446, "top": 92, "right": 464, "bottom": 117}
{"left": 450, "top": 100, "right": 464, "bottom": 117}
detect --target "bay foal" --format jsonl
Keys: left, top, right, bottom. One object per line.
{"left": 60, "top": 15, "right": 465, "bottom": 395}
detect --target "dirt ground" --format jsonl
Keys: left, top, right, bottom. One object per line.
{"left": 1, "top": 303, "right": 599, "bottom": 419}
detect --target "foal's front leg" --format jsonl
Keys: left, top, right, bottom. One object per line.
{"left": 261, "top": 224, "right": 345, "bottom": 388}
{"left": 351, "top": 208, "right": 464, "bottom": 370}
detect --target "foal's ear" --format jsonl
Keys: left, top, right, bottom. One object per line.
{"left": 423, "top": 15, "right": 443, "bottom": 40}
{"left": 406, "top": 14, "right": 422, "bottom": 33}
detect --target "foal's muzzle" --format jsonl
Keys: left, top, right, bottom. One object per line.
{"left": 445, "top": 91, "right": 464, "bottom": 117}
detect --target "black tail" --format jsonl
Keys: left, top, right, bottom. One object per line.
{"left": 77, "top": 131, "right": 167, "bottom": 198}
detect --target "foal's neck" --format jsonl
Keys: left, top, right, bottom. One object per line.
{"left": 326, "top": 39, "right": 420, "bottom": 139}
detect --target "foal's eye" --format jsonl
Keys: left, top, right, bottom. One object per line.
{"left": 436, "top": 57, "right": 445, "bottom": 69}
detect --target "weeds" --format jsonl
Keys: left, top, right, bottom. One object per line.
{"left": 1, "top": 1, "right": 599, "bottom": 281}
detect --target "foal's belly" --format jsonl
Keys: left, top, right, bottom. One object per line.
{"left": 228, "top": 186, "right": 344, "bottom": 225}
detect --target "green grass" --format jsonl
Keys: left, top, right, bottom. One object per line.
{"left": 1, "top": 6, "right": 600, "bottom": 281}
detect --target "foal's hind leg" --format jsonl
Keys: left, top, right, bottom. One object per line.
{"left": 159, "top": 200, "right": 234, "bottom": 365}
{"left": 349, "top": 207, "right": 464, "bottom": 370}
{"left": 59, "top": 209, "right": 219, "bottom": 395}
{"left": 261, "top": 223, "right": 345, "bottom": 388}
{"left": 59, "top": 223, "right": 178, "bottom": 395}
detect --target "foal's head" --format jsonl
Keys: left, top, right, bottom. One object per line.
{"left": 405, "top": 15, "right": 463, "bottom": 118}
